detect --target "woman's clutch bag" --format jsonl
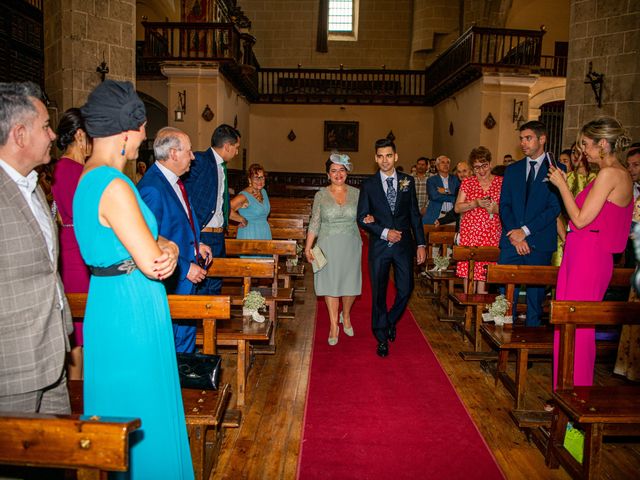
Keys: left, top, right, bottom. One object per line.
{"left": 311, "top": 245, "right": 327, "bottom": 273}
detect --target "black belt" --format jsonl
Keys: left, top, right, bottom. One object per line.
{"left": 89, "top": 259, "right": 138, "bottom": 276}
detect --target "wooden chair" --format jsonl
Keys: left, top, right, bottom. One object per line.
{"left": 545, "top": 300, "right": 640, "bottom": 480}
{"left": 0, "top": 413, "right": 139, "bottom": 479}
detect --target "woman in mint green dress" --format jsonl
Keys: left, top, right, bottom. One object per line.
{"left": 74, "top": 80, "right": 193, "bottom": 479}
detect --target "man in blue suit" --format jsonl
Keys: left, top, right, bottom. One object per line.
{"left": 137, "top": 127, "right": 212, "bottom": 352}
{"left": 499, "top": 121, "right": 563, "bottom": 326}
{"left": 357, "top": 138, "right": 426, "bottom": 357}
{"left": 183, "top": 124, "right": 241, "bottom": 296}
{"left": 423, "top": 155, "right": 460, "bottom": 224}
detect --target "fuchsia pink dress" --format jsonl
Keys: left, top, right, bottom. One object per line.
{"left": 52, "top": 157, "right": 90, "bottom": 346}
{"left": 553, "top": 181, "right": 633, "bottom": 388}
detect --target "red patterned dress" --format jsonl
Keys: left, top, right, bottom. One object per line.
{"left": 456, "top": 175, "right": 503, "bottom": 281}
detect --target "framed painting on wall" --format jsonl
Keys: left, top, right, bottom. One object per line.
{"left": 324, "top": 121, "right": 359, "bottom": 152}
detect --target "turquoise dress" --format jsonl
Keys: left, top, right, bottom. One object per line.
{"left": 73, "top": 167, "right": 193, "bottom": 480}
{"left": 236, "top": 189, "right": 271, "bottom": 240}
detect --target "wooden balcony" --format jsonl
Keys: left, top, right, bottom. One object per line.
{"left": 424, "top": 26, "right": 546, "bottom": 105}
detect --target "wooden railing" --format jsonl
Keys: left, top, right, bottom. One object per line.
{"left": 257, "top": 67, "right": 427, "bottom": 105}
{"left": 539, "top": 55, "right": 568, "bottom": 77}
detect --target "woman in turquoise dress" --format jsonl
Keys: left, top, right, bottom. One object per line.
{"left": 74, "top": 80, "right": 194, "bottom": 479}
{"left": 304, "top": 153, "right": 362, "bottom": 345}
{"left": 230, "top": 163, "right": 272, "bottom": 240}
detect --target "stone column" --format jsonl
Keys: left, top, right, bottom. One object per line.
{"left": 564, "top": 0, "right": 640, "bottom": 145}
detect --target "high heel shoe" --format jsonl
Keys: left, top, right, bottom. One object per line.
{"left": 328, "top": 325, "right": 339, "bottom": 346}
{"left": 339, "top": 312, "right": 354, "bottom": 337}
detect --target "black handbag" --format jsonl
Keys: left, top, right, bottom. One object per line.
{"left": 176, "top": 352, "right": 222, "bottom": 390}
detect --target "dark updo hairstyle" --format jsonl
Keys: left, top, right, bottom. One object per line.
{"left": 56, "top": 108, "right": 87, "bottom": 151}
{"left": 247, "top": 163, "right": 265, "bottom": 180}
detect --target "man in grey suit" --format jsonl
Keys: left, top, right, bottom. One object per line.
{"left": 0, "top": 82, "right": 72, "bottom": 414}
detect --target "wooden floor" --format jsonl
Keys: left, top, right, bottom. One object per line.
{"left": 212, "top": 270, "right": 640, "bottom": 479}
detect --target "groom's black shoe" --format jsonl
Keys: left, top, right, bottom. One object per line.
{"left": 377, "top": 341, "right": 389, "bottom": 357}
{"left": 388, "top": 325, "right": 396, "bottom": 343}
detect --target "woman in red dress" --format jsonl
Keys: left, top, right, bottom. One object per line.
{"left": 455, "top": 146, "right": 503, "bottom": 293}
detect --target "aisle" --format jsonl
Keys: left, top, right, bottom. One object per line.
{"left": 297, "top": 240, "right": 504, "bottom": 479}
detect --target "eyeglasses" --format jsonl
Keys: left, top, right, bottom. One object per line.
{"left": 472, "top": 163, "right": 490, "bottom": 171}
{"left": 252, "top": 175, "right": 265, "bottom": 181}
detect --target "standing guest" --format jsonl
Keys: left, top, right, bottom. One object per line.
{"left": 558, "top": 149, "right": 572, "bottom": 169}
{"left": 51, "top": 108, "right": 92, "bottom": 380}
{"left": 454, "top": 161, "right": 472, "bottom": 180}
{"left": 428, "top": 157, "right": 437, "bottom": 175}
{"left": 548, "top": 116, "right": 633, "bottom": 387}
{"left": 434, "top": 161, "right": 472, "bottom": 228}
{"left": 305, "top": 154, "right": 362, "bottom": 345}
{"left": 413, "top": 156, "right": 430, "bottom": 217}
{"left": 423, "top": 155, "right": 460, "bottom": 224}
{"left": 410, "top": 164, "right": 417, "bottom": 175}
{"left": 454, "top": 147, "right": 503, "bottom": 293}
{"left": 627, "top": 145, "right": 640, "bottom": 202}
{"left": 503, "top": 154, "right": 514, "bottom": 166}
{"left": 137, "top": 127, "right": 212, "bottom": 353}
{"left": 135, "top": 160, "right": 147, "bottom": 183}
{"left": 74, "top": 80, "right": 193, "bottom": 478}
{"left": 183, "top": 123, "right": 240, "bottom": 296}
{"left": 0, "top": 81, "right": 72, "bottom": 414}
{"left": 499, "top": 121, "right": 563, "bottom": 326}
{"left": 357, "top": 139, "right": 426, "bottom": 357}
{"left": 230, "top": 163, "right": 272, "bottom": 241}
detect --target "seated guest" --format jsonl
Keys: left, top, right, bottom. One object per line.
{"left": 424, "top": 155, "right": 460, "bottom": 224}
{"left": 52, "top": 107, "right": 93, "bottom": 380}
{"left": 229, "top": 163, "right": 272, "bottom": 241}
{"left": 137, "top": 127, "right": 212, "bottom": 353}
{"left": 454, "top": 147, "right": 503, "bottom": 293}
{"left": 75, "top": 80, "right": 193, "bottom": 477}
{"left": 0, "top": 81, "right": 72, "bottom": 414}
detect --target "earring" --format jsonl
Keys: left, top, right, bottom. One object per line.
{"left": 599, "top": 147, "right": 605, "bottom": 160}
{"left": 121, "top": 135, "right": 128, "bottom": 156}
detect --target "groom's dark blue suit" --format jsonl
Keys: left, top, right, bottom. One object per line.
{"left": 498, "top": 156, "right": 563, "bottom": 326}
{"left": 357, "top": 171, "right": 426, "bottom": 343}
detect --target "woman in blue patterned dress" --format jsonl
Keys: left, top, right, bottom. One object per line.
{"left": 74, "top": 80, "right": 193, "bottom": 479}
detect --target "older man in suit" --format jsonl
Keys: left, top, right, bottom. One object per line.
{"left": 137, "top": 127, "right": 212, "bottom": 352}
{"left": 183, "top": 124, "right": 241, "bottom": 296}
{"left": 499, "top": 120, "right": 563, "bottom": 326}
{"left": 423, "top": 155, "right": 460, "bottom": 225}
{"left": 357, "top": 138, "right": 426, "bottom": 357}
{"left": 0, "top": 82, "right": 72, "bottom": 413}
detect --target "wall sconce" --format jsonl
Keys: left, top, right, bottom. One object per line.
{"left": 512, "top": 99, "right": 525, "bottom": 129}
{"left": 201, "top": 104, "right": 214, "bottom": 122}
{"left": 584, "top": 61, "right": 604, "bottom": 108}
{"left": 174, "top": 90, "right": 186, "bottom": 122}
{"left": 96, "top": 51, "right": 109, "bottom": 82}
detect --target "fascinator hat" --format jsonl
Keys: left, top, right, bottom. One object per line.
{"left": 329, "top": 152, "right": 352, "bottom": 172}
{"left": 81, "top": 80, "right": 146, "bottom": 138}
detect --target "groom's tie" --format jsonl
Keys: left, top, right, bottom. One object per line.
{"left": 525, "top": 160, "right": 536, "bottom": 204}
{"left": 386, "top": 177, "right": 397, "bottom": 212}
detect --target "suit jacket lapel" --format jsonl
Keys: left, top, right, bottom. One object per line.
{"left": 34, "top": 185, "right": 57, "bottom": 267}
{"left": 151, "top": 164, "right": 191, "bottom": 224}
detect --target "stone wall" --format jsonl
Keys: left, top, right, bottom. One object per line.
{"left": 44, "top": 0, "right": 136, "bottom": 117}
{"left": 411, "top": 0, "right": 460, "bottom": 69}
{"left": 563, "top": 0, "right": 640, "bottom": 147}
{"left": 237, "top": 0, "right": 413, "bottom": 68}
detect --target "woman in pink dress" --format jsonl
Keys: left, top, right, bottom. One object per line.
{"left": 548, "top": 116, "right": 634, "bottom": 388}
{"left": 51, "top": 108, "right": 92, "bottom": 380}
{"left": 454, "top": 146, "right": 503, "bottom": 293}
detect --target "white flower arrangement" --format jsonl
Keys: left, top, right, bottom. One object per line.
{"left": 482, "top": 294, "right": 513, "bottom": 326}
{"left": 431, "top": 254, "right": 450, "bottom": 272}
{"left": 399, "top": 178, "right": 411, "bottom": 192}
{"left": 243, "top": 291, "right": 266, "bottom": 323}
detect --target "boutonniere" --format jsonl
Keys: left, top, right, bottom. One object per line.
{"left": 399, "top": 178, "right": 411, "bottom": 192}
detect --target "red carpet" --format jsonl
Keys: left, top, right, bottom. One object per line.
{"left": 297, "top": 239, "right": 504, "bottom": 479}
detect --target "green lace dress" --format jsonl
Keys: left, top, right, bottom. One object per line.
{"left": 309, "top": 186, "right": 362, "bottom": 297}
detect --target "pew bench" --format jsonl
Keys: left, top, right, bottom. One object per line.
{"left": 420, "top": 229, "right": 460, "bottom": 317}
{"left": 545, "top": 301, "right": 640, "bottom": 480}
{"left": 0, "top": 412, "right": 140, "bottom": 479}
{"left": 65, "top": 294, "right": 238, "bottom": 480}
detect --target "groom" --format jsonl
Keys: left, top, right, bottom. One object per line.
{"left": 358, "top": 138, "right": 426, "bottom": 357}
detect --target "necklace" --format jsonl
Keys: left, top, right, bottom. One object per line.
{"left": 250, "top": 188, "right": 263, "bottom": 202}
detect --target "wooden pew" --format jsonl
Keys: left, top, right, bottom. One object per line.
{"left": 65, "top": 293, "right": 236, "bottom": 480}
{"left": 421, "top": 230, "right": 461, "bottom": 318}
{"left": 0, "top": 412, "right": 139, "bottom": 479}
{"left": 226, "top": 224, "right": 306, "bottom": 241}
{"left": 448, "top": 245, "right": 501, "bottom": 353}
{"left": 479, "top": 266, "right": 633, "bottom": 415}
{"left": 545, "top": 300, "right": 640, "bottom": 480}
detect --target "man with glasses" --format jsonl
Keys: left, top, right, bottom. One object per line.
{"left": 183, "top": 123, "right": 241, "bottom": 296}
{"left": 498, "top": 121, "right": 563, "bottom": 326}
{"left": 423, "top": 155, "right": 460, "bottom": 224}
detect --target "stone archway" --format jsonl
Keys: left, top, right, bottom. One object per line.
{"left": 528, "top": 83, "right": 565, "bottom": 120}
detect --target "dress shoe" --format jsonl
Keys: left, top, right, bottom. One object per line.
{"left": 328, "top": 325, "right": 339, "bottom": 346}
{"left": 377, "top": 341, "right": 389, "bottom": 357}
{"left": 339, "top": 312, "right": 354, "bottom": 337}
{"left": 387, "top": 325, "right": 396, "bottom": 342}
